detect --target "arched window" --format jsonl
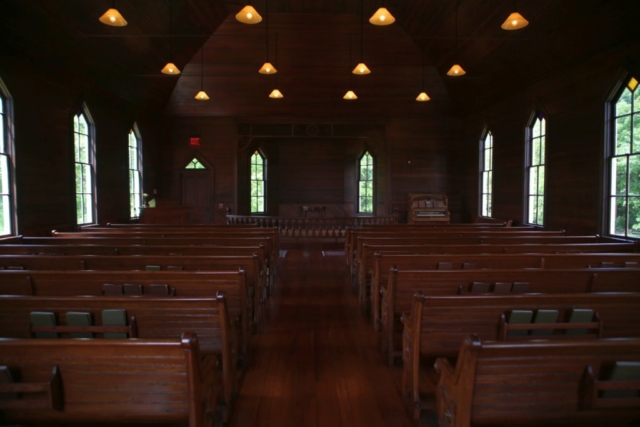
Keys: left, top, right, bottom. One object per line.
{"left": 73, "top": 105, "right": 96, "bottom": 225}
{"left": 608, "top": 76, "right": 640, "bottom": 238}
{"left": 479, "top": 130, "right": 493, "bottom": 217}
{"left": 128, "top": 125, "right": 143, "bottom": 219}
{"left": 358, "top": 151, "right": 374, "bottom": 214}
{"left": 0, "top": 78, "right": 16, "bottom": 236}
{"left": 250, "top": 150, "right": 266, "bottom": 213}
{"left": 526, "top": 113, "right": 546, "bottom": 225}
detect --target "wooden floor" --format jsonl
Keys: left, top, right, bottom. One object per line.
{"left": 229, "top": 243, "right": 437, "bottom": 427}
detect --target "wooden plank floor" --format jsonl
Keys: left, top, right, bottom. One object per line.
{"left": 229, "top": 244, "right": 437, "bottom": 427}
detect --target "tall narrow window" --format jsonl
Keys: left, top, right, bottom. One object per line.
{"left": 128, "top": 126, "right": 143, "bottom": 219}
{"left": 480, "top": 131, "right": 493, "bottom": 217}
{"left": 609, "top": 76, "right": 640, "bottom": 238}
{"left": 358, "top": 151, "right": 374, "bottom": 214}
{"left": 73, "top": 107, "right": 96, "bottom": 225}
{"left": 0, "top": 79, "right": 16, "bottom": 236}
{"left": 526, "top": 113, "right": 546, "bottom": 225}
{"left": 250, "top": 151, "right": 265, "bottom": 213}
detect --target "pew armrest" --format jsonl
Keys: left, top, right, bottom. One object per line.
{"left": 580, "top": 364, "right": 640, "bottom": 410}
{"left": 0, "top": 365, "right": 63, "bottom": 411}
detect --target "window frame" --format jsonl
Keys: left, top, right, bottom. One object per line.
{"left": 524, "top": 111, "right": 547, "bottom": 226}
{"left": 250, "top": 149, "right": 267, "bottom": 214}
{"left": 357, "top": 150, "right": 375, "bottom": 215}
{"left": 73, "top": 104, "right": 97, "bottom": 226}
{"left": 479, "top": 129, "right": 493, "bottom": 218}
{"left": 128, "top": 124, "right": 143, "bottom": 220}
{"left": 605, "top": 75, "right": 640, "bottom": 240}
{"left": 0, "top": 78, "right": 17, "bottom": 236}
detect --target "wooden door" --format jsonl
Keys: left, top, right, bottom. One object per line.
{"left": 181, "top": 170, "right": 213, "bottom": 224}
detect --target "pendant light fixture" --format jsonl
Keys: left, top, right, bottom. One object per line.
{"left": 195, "top": 48, "right": 209, "bottom": 101}
{"left": 369, "top": 0, "right": 395, "bottom": 26}
{"left": 161, "top": 0, "right": 181, "bottom": 75}
{"left": 269, "top": 33, "right": 283, "bottom": 98}
{"left": 416, "top": 51, "right": 430, "bottom": 102}
{"left": 259, "top": 0, "right": 277, "bottom": 75}
{"left": 447, "top": 2, "right": 466, "bottom": 77}
{"left": 236, "top": 1, "right": 262, "bottom": 24}
{"left": 99, "top": 0, "right": 127, "bottom": 26}
{"left": 344, "top": 35, "right": 358, "bottom": 100}
{"left": 353, "top": 0, "right": 371, "bottom": 75}
{"left": 501, "top": 0, "right": 529, "bottom": 30}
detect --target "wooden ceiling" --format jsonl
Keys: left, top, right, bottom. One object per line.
{"left": 2, "top": 0, "right": 639, "bottom": 117}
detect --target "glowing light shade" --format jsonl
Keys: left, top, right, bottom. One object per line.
{"left": 343, "top": 90, "right": 358, "bottom": 100}
{"left": 195, "top": 91, "right": 210, "bottom": 100}
{"left": 501, "top": 12, "right": 529, "bottom": 30}
{"left": 236, "top": 5, "right": 262, "bottom": 24}
{"left": 352, "top": 63, "right": 371, "bottom": 75}
{"left": 369, "top": 7, "right": 395, "bottom": 26}
{"left": 447, "top": 64, "right": 466, "bottom": 76}
{"left": 99, "top": 7, "right": 127, "bottom": 26}
{"left": 259, "top": 62, "right": 277, "bottom": 74}
{"left": 269, "top": 89, "right": 283, "bottom": 98}
{"left": 161, "top": 62, "right": 181, "bottom": 75}
{"left": 416, "top": 92, "right": 430, "bottom": 102}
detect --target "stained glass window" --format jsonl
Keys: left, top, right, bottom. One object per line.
{"left": 480, "top": 131, "right": 493, "bottom": 217}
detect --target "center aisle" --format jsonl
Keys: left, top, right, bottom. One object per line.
{"left": 228, "top": 245, "right": 436, "bottom": 427}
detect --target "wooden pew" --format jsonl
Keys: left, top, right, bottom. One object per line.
{"left": 401, "top": 292, "right": 640, "bottom": 419}
{"left": 0, "top": 270, "right": 252, "bottom": 359}
{"left": 0, "top": 332, "right": 221, "bottom": 426}
{"left": 353, "top": 234, "right": 601, "bottom": 278}
{"left": 0, "top": 253, "right": 265, "bottom": 328}
{"left": 346, "top": 227, "right": 560, "bottom": 272}
{"left": 0, "top": 294, "right": 237, "bottom": 417}
{"left": 381, "top": 268, "right": 640, "bottom": 365}
{"left": 356, "top": 241, "right": 639, "bottom": 305}
{"left": 434, "top": 336, "right": 640, "bottom": 426}
{"left": 370, "top": 252, "right": 640, "bottom": 329}
{"left": 14, "top": 236, "right": 277, "bottom": 289}
{"left": 344, "top": 223, "right": 527, "bottom": 267}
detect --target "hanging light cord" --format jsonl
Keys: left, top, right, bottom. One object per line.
{"left": 421, "top": 51, "right": 425, "bottom": 90}
{"left": 265, "top": 0, "right": 269, "bottom": 60}
{"left": 360, "top": 0, "right": 364, "bottom": 62}
{"left": 275, "top": 32, "right": 279, "bottom": 85}
{"left": 200, "top": 48, "right": 204, "bottom": 89}
{"left": 454, "top": 2, "right": 458, "bottom": 60}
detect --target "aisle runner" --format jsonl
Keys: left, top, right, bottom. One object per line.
{"left": 322, "top": 251, "right": 345, "bottom": 257}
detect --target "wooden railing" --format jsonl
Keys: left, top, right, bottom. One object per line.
{"left": 226, "top": 215, "right": 399, "bottom": 239}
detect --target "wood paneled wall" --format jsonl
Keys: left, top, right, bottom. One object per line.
{"left": 162, "top": 116, "right": 459, "bottom": 222}
{"left": 456, "top": 46, "right": 640, "bottom": 234}
{"left": 0, "top": 52, "right": 162, "bottom": 235}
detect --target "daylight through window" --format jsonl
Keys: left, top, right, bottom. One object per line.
{"left": 480, "top": 131, "right": 493, "bottom": 217}
{"left": 359, "top": 151, "right": 374, "bottom": 214}
{"left": 128, "top": 127, "right": 143, "bottom": 219}
{"left": 0, "top": 84, "right": 15, "bottom": 236}
{"left": 609, "top": 76, "right": 640, "bottom": 238}
{"left": 74, "top": 108, "right": 95, "bottom": 225}
{"left": 526, "top": 114, "right": 546, "bottom": 225}
{"left": 250, "top": 151, "right": 265, "bottom": 213}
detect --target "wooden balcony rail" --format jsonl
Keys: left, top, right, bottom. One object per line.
{"left": 226, "top": 215, "right": 399, "bottom": 239}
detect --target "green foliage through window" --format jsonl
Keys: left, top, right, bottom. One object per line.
{"left": 527, "top": 114, "right": 546, "bottom": 225}
{"left": 74, "top": 109, "right": 94, "bottom": 225}
{"left": 359, "top": 151, "right": 374, "bottom": 213}
{"left": 480, "top": 131, "right": 493, "bottom": 217}
{"left": 128, "top": 128, "right": 142, "bottom": 219}
{"left": 610, "top": 77, "right": 640, "bottom": 238}
{"left": 250, "top": 151, "right": 265, "bottom": 213}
